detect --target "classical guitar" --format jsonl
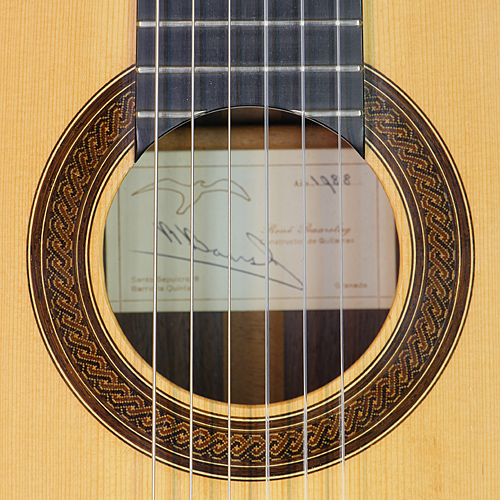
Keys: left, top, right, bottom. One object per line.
{"left": 1, "top": 0, "right": 499, "bottom": 498}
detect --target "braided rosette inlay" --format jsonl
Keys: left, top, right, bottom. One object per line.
{"left": 29, "top": 67, "right": 473, "bottom": 479}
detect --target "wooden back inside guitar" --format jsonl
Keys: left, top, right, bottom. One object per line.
{"left": 1, "top": 0, "right": 499, "bottom": 498}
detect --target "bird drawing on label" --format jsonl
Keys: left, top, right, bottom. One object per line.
{"left": 132, "top": 177, "right": 251, "bottom": 214}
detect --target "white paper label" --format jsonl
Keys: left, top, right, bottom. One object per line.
{"left": 105, "top": 149, "right": 397, "bottom": 312}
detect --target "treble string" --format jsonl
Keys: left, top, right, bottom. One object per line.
{"left": 263, "top": 0, "right": 270, "bottom": 494}
{"left": 151, "top": 0, "right": 160, "bottom": 498}
{"left": 336, "top": 0, "right": 346, "bottom": 499}
{"left": 189, "top": 0, "right": 195, "bottom": 497}
{"left": 227, "top": 0, "right": 232, "bottom": 496}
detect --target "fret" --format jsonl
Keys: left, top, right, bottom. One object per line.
{"left": 137, "top": 20, "right": 362, "bottom": 28}
{"left": 306, "top": 110, "right": 362, "bottom": 118}
{"left": 137, "top": 0, "right": 362, "bottom": 23}
{"left": 137, "top": 111, "right": 195, "bottom": 119}
{"left": 136, "top": 65, "right": 363, "bottom": 74}
{"left": 136, "top": 109, "right": 363, "bottom": 119}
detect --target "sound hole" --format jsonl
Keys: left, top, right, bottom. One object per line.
{"left": 104, "top": 108, "right": 398, "bottom": 404}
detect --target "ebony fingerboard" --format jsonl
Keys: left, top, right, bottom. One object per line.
{"left": 135, "top": 0, "right": 363, "bottom": 158}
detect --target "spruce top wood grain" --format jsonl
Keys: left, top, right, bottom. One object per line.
{"left": 1, "top": 0, "right": 499, "bottom": 498}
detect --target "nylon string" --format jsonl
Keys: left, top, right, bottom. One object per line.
{"left": 189, "top": 0, "right": 196, "bottom": 497}
{"left": 263, "top": 0, "right": 270, "bottom": 495}
{"left": 227, "top": 0, "right": 232, "bottom": 496}
{"left": 151, "top": 0, "right": 160, "bottom": 497}
{"left": 299, "top": 0, "right": 308, "bottom": 496}
{"left": 336, "top": 0, "right": 346, "bottom": 499}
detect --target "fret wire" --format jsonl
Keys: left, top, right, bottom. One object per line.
{"left": 151, "top": 0, "right": 160, "bottom": 499}
{"left": 189, "top": 0, "right": 195, "bottom": 498}
{"left": 336, "top": 0, "right": 346, "bottom": 499}
{"left": 136, "top": 110, "right": 363, "bottom": 119}
{"left": 136, "top": 65, "right": 363, "bottom": 74}
{"left": 305, "top": 110, "right": 362, "bottom": 117}
{"left": 137, "top": 19, "right": 362, "bottom": 28}
{"left": 300, "top": 0, "right": 308, "bottom": 498}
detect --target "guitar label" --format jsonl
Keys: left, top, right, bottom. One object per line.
{"left": 105, "top": 149, "right": 397, "bottom": 312}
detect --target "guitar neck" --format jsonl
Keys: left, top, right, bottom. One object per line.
{"left": 135, "top": 0, "right": 364, "bottom": 156}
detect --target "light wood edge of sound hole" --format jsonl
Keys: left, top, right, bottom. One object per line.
{"left": 88, "top": 125, "right": 410, "bottom": 419}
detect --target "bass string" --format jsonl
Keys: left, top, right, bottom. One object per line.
{"left": 189, "top": 0, "right": 196, "bottom": 498}
{"left": 300, "top": 0, "right": 309, "bottom": 497}
{"left": 151, "top": 3, "right": 197, "bottom": 495}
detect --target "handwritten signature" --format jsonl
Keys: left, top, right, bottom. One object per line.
{"left": 134, "top": 221, "right": 303, "bottom": 291}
